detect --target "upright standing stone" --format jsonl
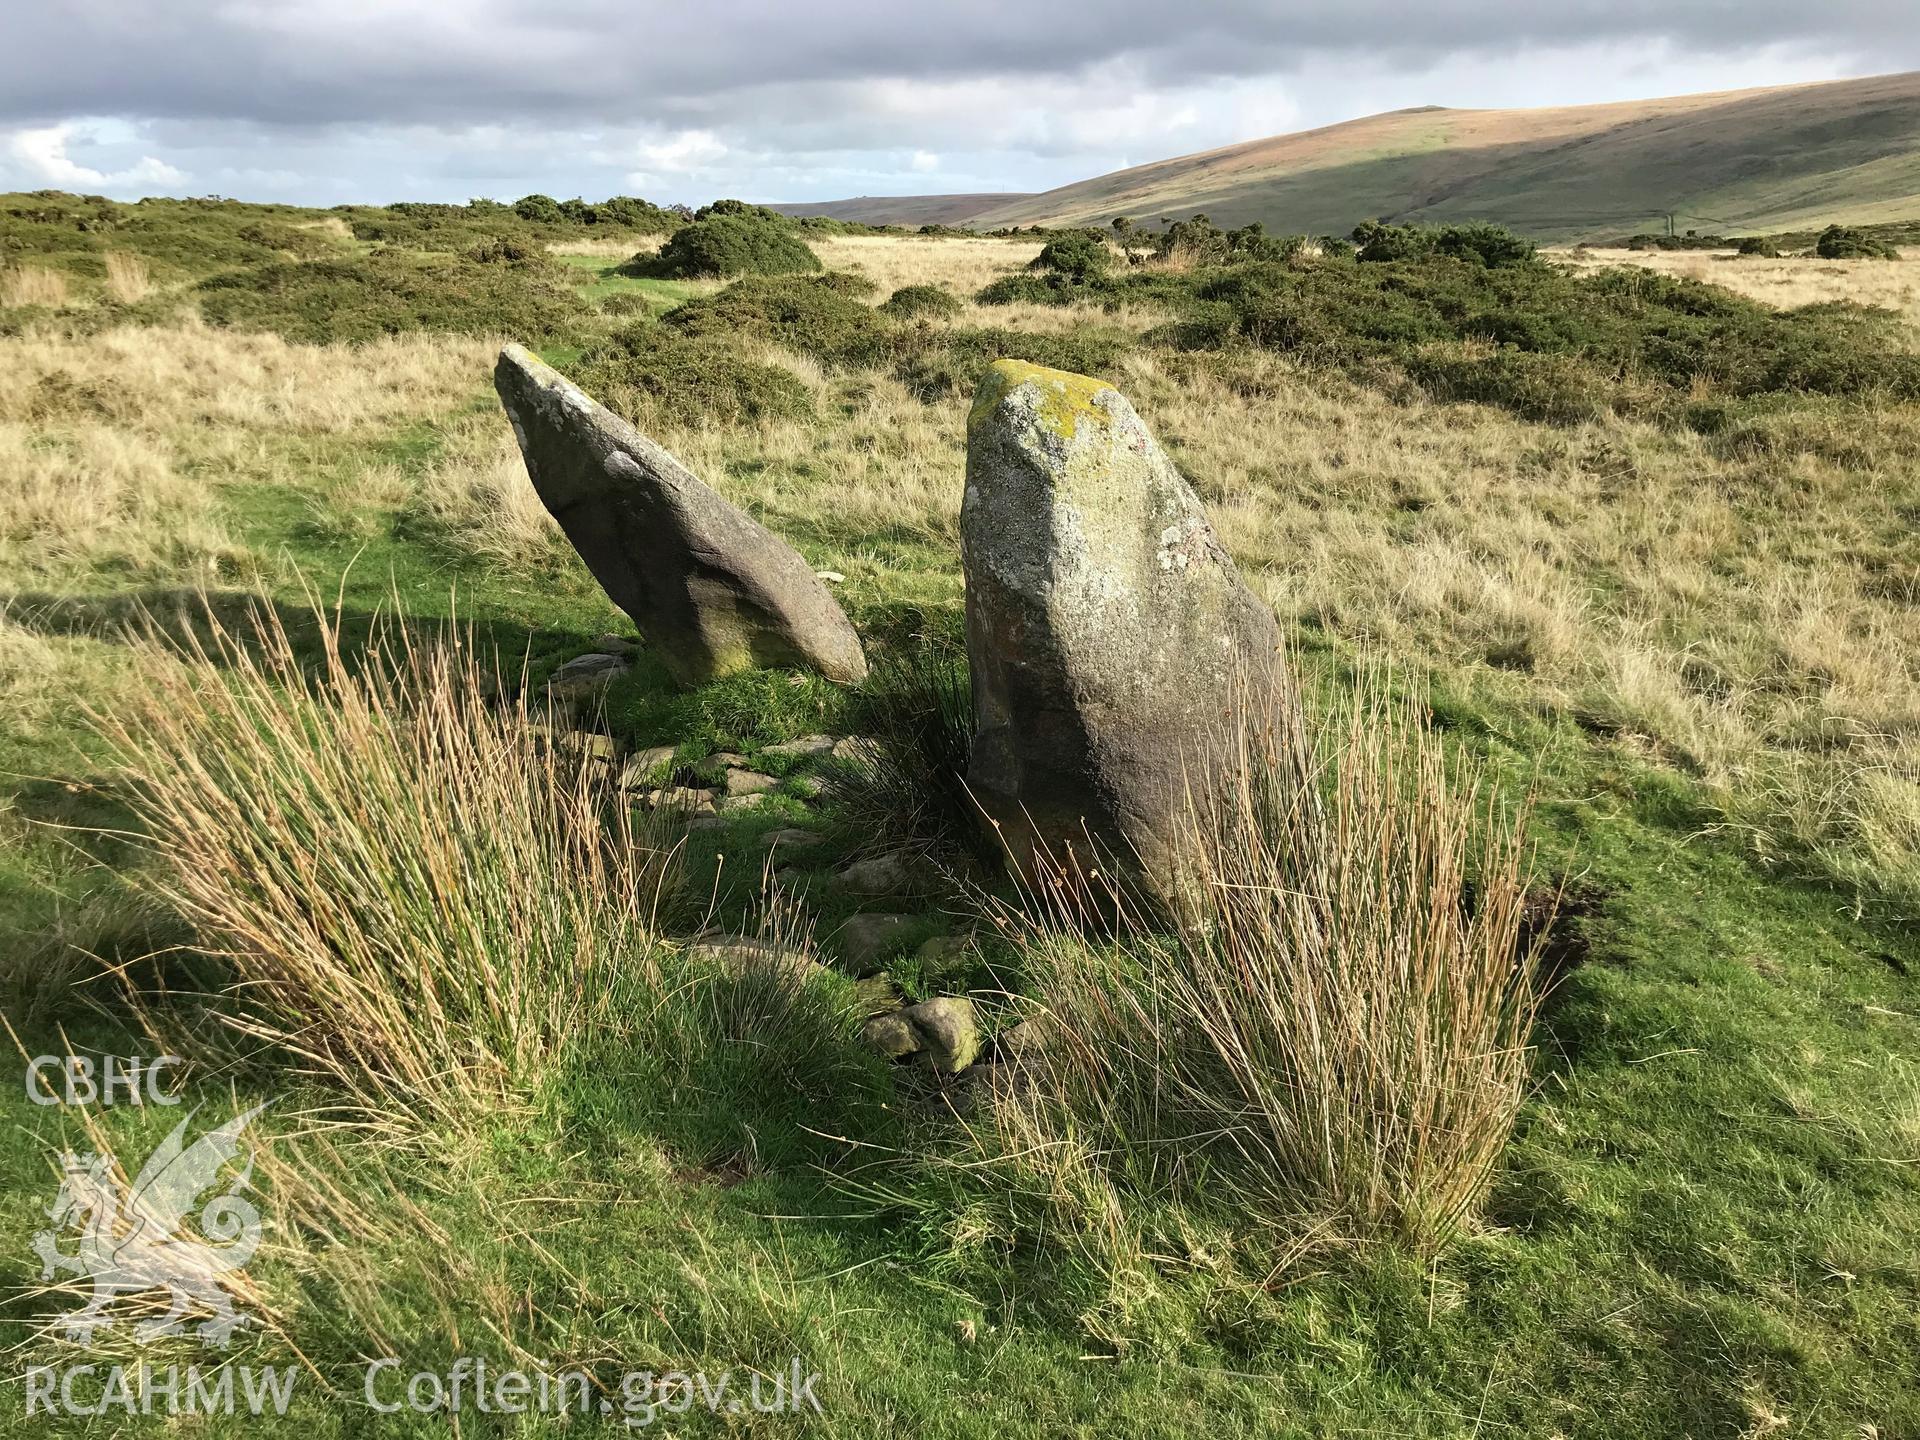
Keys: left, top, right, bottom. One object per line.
{"left": 494, "top": 344, "right": 866, "bottom": 686}
{"left": 962, "top": 360, "right": 1281, "bottom": 884}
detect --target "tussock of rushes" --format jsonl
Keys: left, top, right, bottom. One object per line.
{"left": 825, "top": 636, "right": 982, "bottom": 861}
{"left": 989, "top": 675, "right": 1544, "bottom": 1251}
{"left": 2, "top": 264, "right": 69, "bottom": 308}
{"left": 90, "top": 596, "right": 678, "bottom": 1129}
{"left": 103, "top": 251, "right": 152, "bottom": 304}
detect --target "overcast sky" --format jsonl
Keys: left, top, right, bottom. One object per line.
{"left": 1, "top": 3, "right": 1912, "bottom": 207}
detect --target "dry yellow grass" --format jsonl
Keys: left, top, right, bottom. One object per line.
{"left": 296, "top": 216, "right": 354, "bottom": 242}
{"left": 1119, "top": 346, "right": 1918, "bottom": 904}
{"left": 0, "top": 608, "right": 82, "bottom": 731}
{"left": 2, "top": 266, "right": 69, "bottom": 309}
{"left": 808, "top": 234, "right": 1040, "bottom": 299}
{"left": 103, "top": 251, "right": 152, "bottom": 304}
{"left": 0, "top": 319, "right": 494, "bottom": 433}
{"left": 0, "top": 420, "right": 242, "bottom": 581}
{"left": 548, "top": 234, "right": 663, "bottom": 259}
{"left": 1555, "top": 247, "right": 1920, "bottom": 327}
{"left": 661, "top": 364, "right": 968, "bottom": 562}
{"left": 398, "top": 413, "right": 573, "bottom": 570}
{"left": 0, "top": 320, "right": 495, "bottom": 580}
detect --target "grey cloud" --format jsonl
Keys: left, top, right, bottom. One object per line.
{"left": 1, "top": 1, "right": 1908, "bottom": 129}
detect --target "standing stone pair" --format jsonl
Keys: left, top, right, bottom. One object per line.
{"left": 495, "top": 341, "right": 1277, "bottom": 891}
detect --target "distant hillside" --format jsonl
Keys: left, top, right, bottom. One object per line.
{"left": 802, "top": 71, "right": 1920, "bottom": 242}
{"left": 773, "top": 193, "right": 1031, "bottom": 227}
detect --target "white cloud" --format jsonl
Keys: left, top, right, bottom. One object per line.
{"left": 640, "top": 129, "right": 727, "bottom": 173}
{"left": 7, "top": 122, "right": 187, "bottom": 192}
{"left": 910, "top": 149, "right": 938, "bottom": 172}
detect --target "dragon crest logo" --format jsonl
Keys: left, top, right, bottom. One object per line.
{"left": 32, "top": 1104, "right": 268, "bottom": 1347}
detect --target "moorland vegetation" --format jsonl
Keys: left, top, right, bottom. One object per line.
{"left": 1, "top": 190, "right": 1916, "bottom": 1436}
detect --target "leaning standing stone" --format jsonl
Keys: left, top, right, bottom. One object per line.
{"left": 494, "top": 344, "right": 867, "bottom": 686}
{"left": 962, "top": 359, "right": 1281, "bottom": 886}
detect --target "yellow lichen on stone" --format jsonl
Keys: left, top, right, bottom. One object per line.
{"left": 968, "top": 359, "right": 1112, "bottom": 441}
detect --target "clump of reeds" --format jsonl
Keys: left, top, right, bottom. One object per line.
{"left": 90, "top": 595, "right": 678, "bottom": 1130}
{"left": 968, "top": 668, "right": 1547, "bottom": 1256}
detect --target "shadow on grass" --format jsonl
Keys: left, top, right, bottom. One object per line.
{"left": 1, "top": 585, "right": 603, "bottom": 684}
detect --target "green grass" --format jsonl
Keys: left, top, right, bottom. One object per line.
{"left": 551, "top": 252, "right": 708, "bottom": 312}
{"left": 7, "top": 663, "right": 1915, "bottom": 1432}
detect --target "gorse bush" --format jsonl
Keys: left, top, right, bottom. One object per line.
{"left": 891, "top": 323, "right": 1135, "bottom": 400}
{"left": 196, "top": 251, "right": 590, "bottom": 344}
{"left": 981, "top": 232, "right": 1920, "bottom": 427}
{"left": 1816, "top": 224, "right": 1900, "bottom": 260}
{"left": 513, "top": 193, "right": 566, "bottom": 224}
{"left": 574, "top": 323, "right": 814, "bottom": 427}
{"left": 658, "top": 272, "right": 1134, "bottom": 398}
{"left": 1153, "top": 215, "right": 1310, "bottom": 266}
{"left": 359, "top": 194, "right": 682, "bottom": 247}
{"left": 645, "top": 214, "right": 822, "bottom": 279}
{"left": 1, "top": 191, "right": 354, "bottom": 289}
{"left": 1353, "top": 219, "right": 1536, "bottom": 267}
{"left": 693, "top": 198, "right": 789, "bottom": 223}
{"left": 589, "top": 195, "right": 682, "bottom": 234}
{"left": 1030, "top": 229, "right": 1113, "bottom": 281}
{"left": 879, "top": 284, "right": 963, "bottom": 321}
{"left": 1624, "top": 231, "right": 1730, "bottom": 251}
{"left": 663, "top": 274, "right": 888, "bottom": 366}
